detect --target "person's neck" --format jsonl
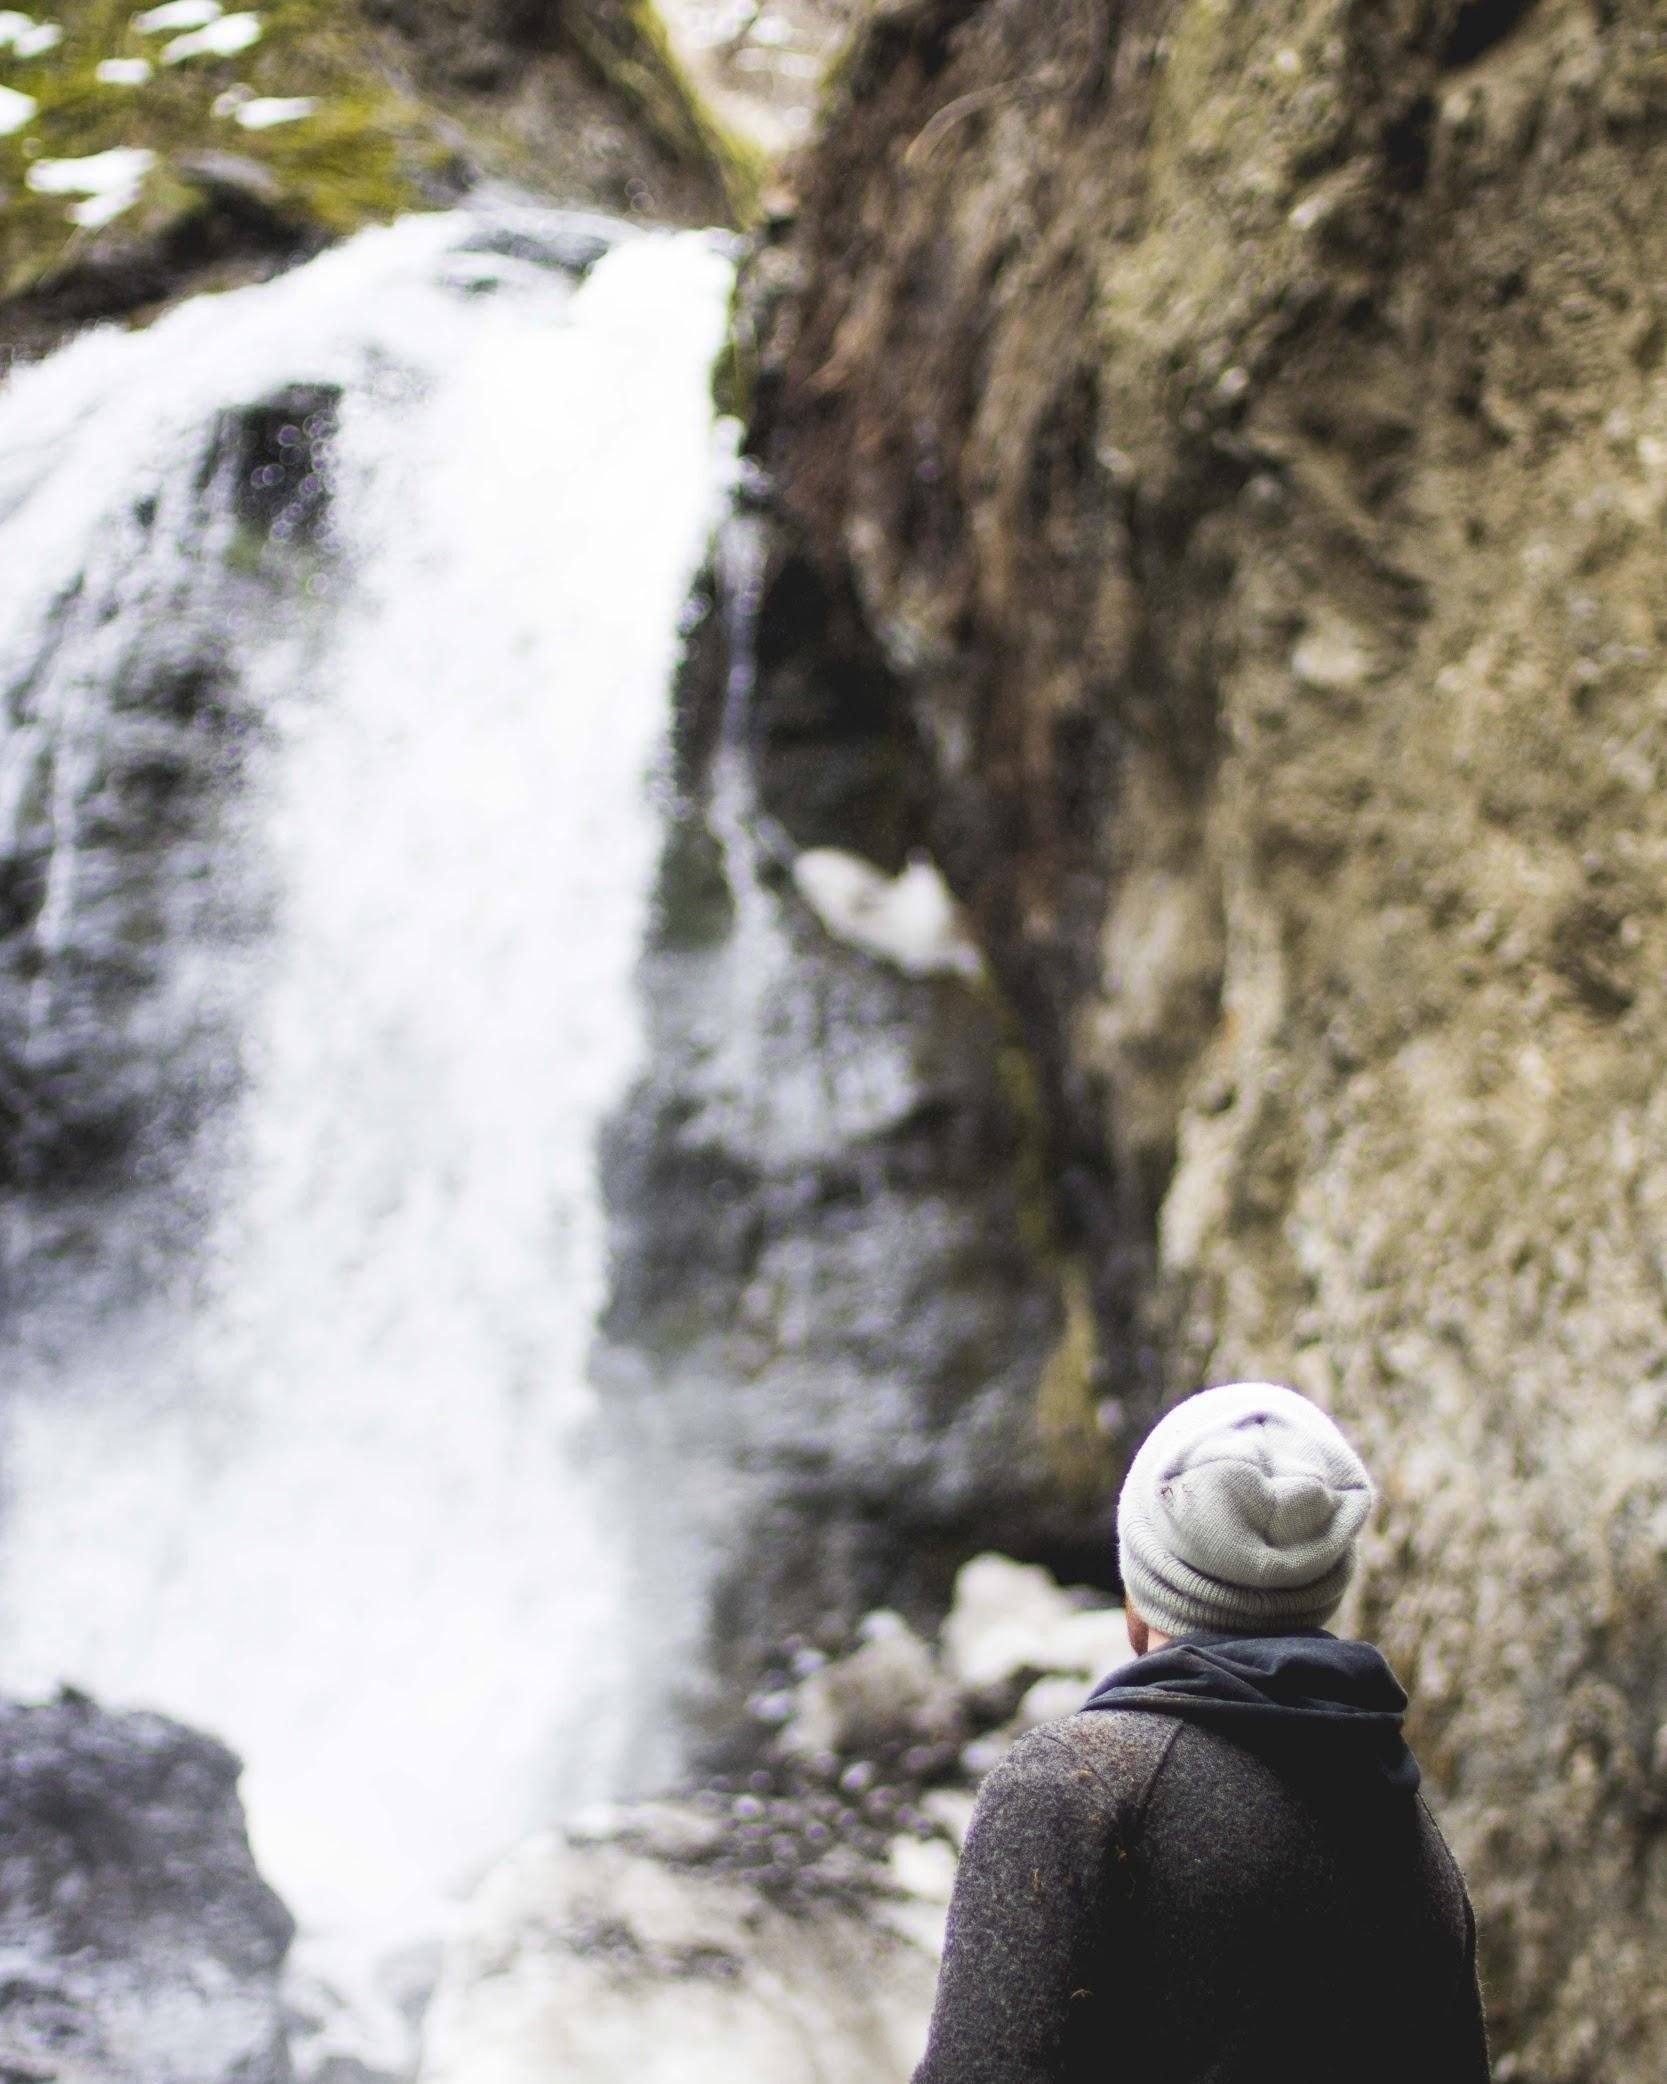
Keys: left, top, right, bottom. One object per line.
{"left": 1126, "top": 1610, "right": 1173, "bottom": 1658}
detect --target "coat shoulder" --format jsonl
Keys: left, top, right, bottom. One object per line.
{"left": 985, "top": 1710, "right": 1181, "bottom": 1822}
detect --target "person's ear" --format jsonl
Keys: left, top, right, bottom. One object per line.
{"left": 1127, "top": 1607, "right": 1151, "bottom": 1657}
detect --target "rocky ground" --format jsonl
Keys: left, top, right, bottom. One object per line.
{"left": 0, "top": 1560, "right": 1127, "bottom": 2083}
{"left": 417, "top": 1555, "right": 1129, "bottom": 2083}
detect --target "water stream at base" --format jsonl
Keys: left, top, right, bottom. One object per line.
{"left": 0, "top": 206, "right": 736, "bottom": 1967}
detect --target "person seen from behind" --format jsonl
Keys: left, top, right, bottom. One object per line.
{"left": 912, "top": 1381, "right": 1490, "bottom": 2083}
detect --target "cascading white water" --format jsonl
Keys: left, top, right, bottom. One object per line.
{"left": 0, "top": 207, "right": 736, "bottom": 1964}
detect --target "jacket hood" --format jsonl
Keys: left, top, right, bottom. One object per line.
{"left": 1081, "top": 1631, "right": 1420, "bottom": 1793}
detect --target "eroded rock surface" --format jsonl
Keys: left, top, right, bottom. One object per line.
{"left": 750, "top": 0, "right": 1667, "bottom": 2073}
{"left": 0, "top": 1691, "right": 295, "bottom": 2084}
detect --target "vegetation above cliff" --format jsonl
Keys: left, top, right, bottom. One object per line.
{"left": 0, "top": 0, "right": 752, "bottom": 354}
{"left": 0, "top": 0, "right": 427, "bottom": 305}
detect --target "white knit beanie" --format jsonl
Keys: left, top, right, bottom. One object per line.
{"left": 1117, "top": 1382, "right": 1374, "bottom": 1640}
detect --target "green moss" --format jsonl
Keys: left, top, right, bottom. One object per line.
{"left": 0, "top": 0, "right": 433, "bottom": 302}
{"left": 992, "top": 996, "right": 1116, "bottom": 1500}
{"left": 1036, "top": 1259, "right": 1113, "bottom": 1502}
{"left": 0, "top": 0, "right": 770, "bottom": 314}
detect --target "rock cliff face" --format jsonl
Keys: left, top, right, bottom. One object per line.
{"left": 595, "top": 538, "right": 1106, "bottom": 1739}
{"left": 751, "top": 0, "right": 1667, "bottom": 2074}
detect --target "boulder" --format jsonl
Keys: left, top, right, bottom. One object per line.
{"left": 780, "top": 1611, "right": 963, "bottom": 1760}
{"left": 0, "top": 1691, "right": 295, "bottom": 2084}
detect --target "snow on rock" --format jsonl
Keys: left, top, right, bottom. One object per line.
{"left": 26, "top": 146, "right": 157, "bottom": 229}
{"left": 791, "top": 846, "right": 985, "bottom": 981}
{"left": 163, "top": 10, "right": 262, "bottom": 62}
{"left": 96, "top": 55, "right": 156, "bottom": 83}
{"left": 941, "top": 1552, "right": 1130, "bottom": 1694}
{"left": 919, "top": 1787, "right": 976, "bottom": 1851}
{"left": 780, "top": 1610, "right": 963, "bottom": 1760}
{"left": 0, "top": 82, "right": 35, "bottom": 134}
{"left": 0, "top": 11, "right": 61, "bottom": 55}
{"left": 134, "top": 0, "right": 223, "bottom": 29}
{"left": 285, "top": 1933, "right": 438, "bottom": 2084}
{"left": 234, "top": 95, "right": 319, "bottom": 129}
{"left": 417, "top": 1815, "right": 940, "bottom": 2084}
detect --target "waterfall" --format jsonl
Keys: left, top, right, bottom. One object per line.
{"left": 0, "top": 206, "right": 736, "bottom": 1958}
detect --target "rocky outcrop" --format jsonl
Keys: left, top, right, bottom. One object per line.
{"left": 596, "top": 531, "right": 1122, "bottom": 1736}
{"left": 750, "top": 0, "right": 1667, "bottom": 2074}
{"left": 0, "top": 1691, "right": 294, "bottom": 2083}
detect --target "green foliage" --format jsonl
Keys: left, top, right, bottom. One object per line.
{"left": 0, "top": 0, "right": 430, "bottom": 300}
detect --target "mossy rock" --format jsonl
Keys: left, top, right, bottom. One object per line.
{"left": 0, "top": 0, "right": 435, "bottom": 307}
{"left": 0, "top": 0, "right": 755, "bottom": 350}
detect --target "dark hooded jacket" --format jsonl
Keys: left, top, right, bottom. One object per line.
{"left": 911, "top": 1633, "right": 1489, "bottom": 2084}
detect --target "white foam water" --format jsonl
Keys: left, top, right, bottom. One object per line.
{"left": 0, "top": 208, "right": 736, "bottom": 1957}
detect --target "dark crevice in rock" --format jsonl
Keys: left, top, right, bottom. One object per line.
{"left": 748, "top": 550, "right": 931, "bottom": 873}
{"left": 1442, "top": 0, "right": 1541, "bottom": 71}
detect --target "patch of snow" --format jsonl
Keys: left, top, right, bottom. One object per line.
{"left": 0, "top": 12, "right": 63, "bottom": 57}
{"left": 780, "top": 1614, "right": 960, "bottom": 1760}
{"left": 133, "top": 0, "right": 222, "bottom": 28}
{"left": 26, "top": 147, "right": 157, "bottom": 230}
{"left": 234, "top": 95, "right": 318, "bottom": 130}
{"left": 941, "top": 1553, "right": 1131, "bottom": 1693}
{"left": 790, "top": 847, "right": 985, "bottom": 981}
{"left": 96, "top": 57, "right": 156, "bottom": 84}
{"left": 1015, "top": 1673, "right": 1094, "bottom": 1729}
{"left": 0, "top": 83, "right": 35, "bottom": 135}
{"left": 888, "top": 1833, "right": 957, "bottom": 1906}
{"left": 211, "top": 81, "right": 253, "bottom": 114}
{"left": 162, "top": 10, "right": 262, "bottom": 61}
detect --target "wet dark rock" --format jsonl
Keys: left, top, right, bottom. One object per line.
{"left": 0, "top": 1691, "right": 295, "bottom": 2084}
{"left": 454, "top": 215, "right": 618, "bottom": 280}
{"left": 0, "top": 399, "right": 296, "bottom": 1219}
{"left": 214, "top": 386, "right": 340, "bottom": 546}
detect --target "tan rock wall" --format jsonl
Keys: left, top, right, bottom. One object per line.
{"left": 754, "top": 0, "right": 1667, "bottom": 2072}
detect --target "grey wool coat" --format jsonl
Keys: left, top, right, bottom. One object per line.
{"left": 912, "top": 1710, "right": 1489, "bottom": 2084}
